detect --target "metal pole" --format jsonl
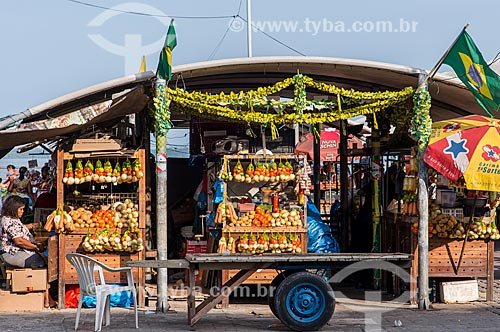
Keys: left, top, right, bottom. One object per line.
{"left": 339, "top": 120, "right": 349, "bottom": 252}
{"left": 246, "top": 0, "right": 253, "bottom": 58}
{"left": 417, "top": 73, "right": 431, "bottom": 310}
{"left": 313, "top": 124, "right": 321, "bottom": 209}
{"left": 155, "top": 79, "right": 169, "bottom": 312}
{"left": 370, "top": 128, "right": 382, "bottom": 289}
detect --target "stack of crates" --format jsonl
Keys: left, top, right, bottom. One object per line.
{"left": 0, "top": 268, "right": 46, "bottom": 311}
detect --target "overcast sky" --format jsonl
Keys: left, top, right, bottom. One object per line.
{"left": 1, "top": 0, "right": 499, "bottom": 118}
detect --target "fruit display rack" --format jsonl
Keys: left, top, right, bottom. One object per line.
{"left": 50, "top": 148, "right": 146, "bottom": 308}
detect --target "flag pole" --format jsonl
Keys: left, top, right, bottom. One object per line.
{"left": 416, "top": 23, "right": 470, "bottom": 92}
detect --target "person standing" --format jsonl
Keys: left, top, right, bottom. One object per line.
{"left": 7, "top": 166, "right": 34, "bottom": 205}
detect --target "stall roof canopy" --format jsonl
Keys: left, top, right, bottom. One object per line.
{"left": 0, "top": 56, "right": 493, "bottom": 152}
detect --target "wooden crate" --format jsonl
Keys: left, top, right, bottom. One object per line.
{"left": 227, "top": 269, "right": 278, "bottom": 284}
{"left": 428, "top": 238, "right": 488, "bottom": 277}
{"left": 381, "top": 214, "right": 494, "bottom": 304}
{"left": 56, "top": 232, "right": 144, "bottom": 308}
{"left": 222, "top": 226, "right": 307, "bottom": 288}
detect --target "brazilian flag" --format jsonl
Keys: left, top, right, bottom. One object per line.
{"left": 157, "top": 20, "right": 177, "bottom": 80}
{"left": 443, "top": 31, "right": 500, "bottom": 116}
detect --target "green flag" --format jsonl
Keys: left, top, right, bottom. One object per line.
{"left": 443, "top": 30, "right": 500, "bottom": 116}
{"left": 157, "top": 20, "right": 177, "bottom": 80}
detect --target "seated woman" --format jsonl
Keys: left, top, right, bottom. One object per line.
{"left": 0, "top": 195, "right": 56, "bottom": 307}
{"left": 0, "top": 195, "right": 44, "bottom": 268}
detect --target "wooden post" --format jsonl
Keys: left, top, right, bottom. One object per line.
{"left": 155, "top": 79, "right": 169, "bottom": 312}
{"left": 417, "top": 74, "right": 431, "bottom": 309}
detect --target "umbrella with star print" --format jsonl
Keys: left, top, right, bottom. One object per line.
{"left": 423, "top": 115, "right": 500, "bottom": 191}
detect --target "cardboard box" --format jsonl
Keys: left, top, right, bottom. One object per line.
{"left": 0, "top": 290, "right": 44, "bottom": 311}
{"left": 440, "top": 280, "right": 479, "bottom": 303}
{"left": 72, "top": 137, "right": 122, "bottom": 152}
{"left": 11, "top": 268, "right": 47, "bottom": 293}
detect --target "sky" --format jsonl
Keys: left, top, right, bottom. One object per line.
{"left": 0, "top": 0, "right": 499, "bottom": 162}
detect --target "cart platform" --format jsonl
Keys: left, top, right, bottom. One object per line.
{"left": 127, "top": 253, "right": 413, "bottom": 330}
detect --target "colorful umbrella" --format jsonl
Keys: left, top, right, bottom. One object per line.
{"left": 423, "top": 115, "right": 500, "bottom": 191}
{"left": 295, "top": 128, "right": 362, "bottom": 161}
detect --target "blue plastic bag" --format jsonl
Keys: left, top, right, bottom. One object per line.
{"left": 307, "top": 199, "right": 340, "bottom": 253}
{"left": 213, "top": 178, "right": 224, "bottom": 204}
{"left": 82, "top": 285, "right": 133, "bottom": 308}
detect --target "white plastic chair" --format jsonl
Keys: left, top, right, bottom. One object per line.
{"left": 66, "top": 253, "right": 138, "bottom": 332}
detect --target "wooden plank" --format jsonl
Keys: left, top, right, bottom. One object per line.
{"left": 185, "top": 253, "right": 413, "bottom": 264}
{"left": 127, "top": 259, "right": 190, "bottom": 269}
{"left": 47, "top": 236, "right": 58, "bottom": 283}
{"left": 487, "top": 240, "right": 494, "bottom": 302}
{"left": 138, "top": 149, "right": 146, "bottom": 229}
{"left": 187, "top": 266, "right": 196, "bottom": 325}
{"left": 189, "top": 267, "right": 260, "bottom": 326}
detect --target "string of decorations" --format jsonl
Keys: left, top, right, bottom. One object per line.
{"left": 409, "top": 88, "right": 432, "bottom": 153}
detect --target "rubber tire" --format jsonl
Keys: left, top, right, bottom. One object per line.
{"left": 274, "top": 272, "right": 335, "bottom": 331}
{"left": 268, "top": 272, "right": 289, "bottom": 319}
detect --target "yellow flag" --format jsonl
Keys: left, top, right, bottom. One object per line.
{"left": 139, "top": 55, "right": 146, "bottom": 73}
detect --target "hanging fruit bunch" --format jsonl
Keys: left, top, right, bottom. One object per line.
{"left": 45, "top": 205, "right": 74, "bottom": 233}
{"left": 269, "top": 162, "right": 279, "bottom": 183}
{"left": 227, "top": 234, "right": 235, "bottom": 253}
{"left": 289, "top": 233, "right": 302, "bottom": 253}
{"left": 132, "top": 159, "right": 144, "bottom": 180}
{"left": 277, "top": 161, "right": 295, "bottom": 182}
{"left": 254, "top": 162, "right": 266, "bottom": 182}
{"left": 74, "top": 160, "right": 85, "bottom": 184}
{"left": 233, "top": 160, "right": 245, "bottom": 182}
{"left": 121, "top": 159, "right": 133, "bottom": 183}
{"left": 121, "top": 230, "right": 144, "bottom": 252}
{"left": 103, "top": 160, "right": 113, "bottom": 182}
{"left": 83, "top": 229, "right": 143, "bottom": 253}
{"left": 94, "top": 160, "right": 106, "bottom": 183}
{"left": 245, "top": 163, "right": 255, "bottom": 183}
{"left": 82, "top": 232, "right": 98, "bottom": 253}
{"left": 63, "top": 161, "right": 74, "bottom": 185}
{"left": 217, "top": 236, "right": 227, "bottom": 254}
{"left": 83, "top": 160, "right": 94, "bottom": 182}
{"left": 237, "top": 233, "right": 249, "bottom": 252}
{"left": 109, "top": 230, "right": 123, "bottom": 251}
{"left": 112, "top": 161, "right": 121, "bottom": 183}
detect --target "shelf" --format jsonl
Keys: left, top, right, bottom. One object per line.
{"left": 224, "top": 226, "right": 307, "bottom": 233}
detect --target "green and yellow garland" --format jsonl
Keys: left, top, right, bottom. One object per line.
{"left": 149, "top": 73, "right": 431, "bottom": 142}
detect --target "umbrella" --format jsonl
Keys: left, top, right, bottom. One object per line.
{"left": 423, "top": 115, "right": 500, "bottom": 191}
{"left": 295, "top": 128, "right": 362, "bottom": 161}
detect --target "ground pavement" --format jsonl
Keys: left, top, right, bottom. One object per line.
{"left": 0, "top": 294, "right": 499, "bottom": 332}
{"left": 1, "top": 242, "right": 498, "bottom": 332}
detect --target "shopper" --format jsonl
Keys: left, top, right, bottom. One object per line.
{"left": 7, "top": 166, "right": 35, "bottom": 205}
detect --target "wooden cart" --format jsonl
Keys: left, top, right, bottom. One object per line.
{"left": 128, "top": 252, "right": 412, "bottom": 331}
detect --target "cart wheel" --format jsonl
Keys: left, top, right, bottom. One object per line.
{"left": 274, "top": 272, "right": 335, "bottom": 331}
{"left": 268, "top": 272, "right": 290, "bottom": 319}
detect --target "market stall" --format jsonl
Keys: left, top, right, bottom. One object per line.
{"left": 383, "top": 115, "right": 500, "bottom": 303}
{"left": 43, "top": 140, "right": 147, "bottom": 308}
